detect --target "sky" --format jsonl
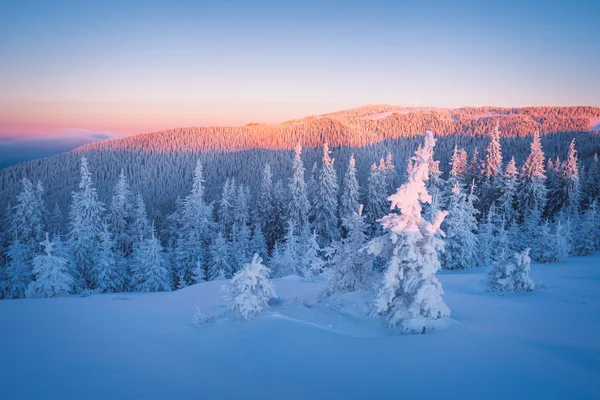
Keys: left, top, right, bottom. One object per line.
{"left": 0, "top": 0, "right": 599, "bottom": 142}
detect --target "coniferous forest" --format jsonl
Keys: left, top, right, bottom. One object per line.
{"left": 2, "top": 107, "right": 600, "bottom": 333}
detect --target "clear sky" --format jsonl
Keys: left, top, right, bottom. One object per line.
{"left": 1, "top": 0, "right": 599, "bottom": 138}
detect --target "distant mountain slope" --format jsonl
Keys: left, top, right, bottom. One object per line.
{"left": 78, "top": 105, "right": 600, "bottom": 154}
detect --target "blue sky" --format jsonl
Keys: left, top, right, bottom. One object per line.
{"left": 0, "top": 0, "right": 599, "bottom": 139}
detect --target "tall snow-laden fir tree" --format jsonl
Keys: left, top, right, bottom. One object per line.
{"left": 442, "top": 183, "right": 478, "bottom": 270}
{"left": 548, "top": 139, "right": 580, "bottom": 217}
{"left": 95, "top": 223, "right": 121, "bottom": 293}
{"left": 208, "top": 231, "right": 232, "bottom": 280}
{"left": 3, "top": 178, "right": 46, "bottom": 298}
{"left": 218, "top": 178, "right": 235, "bottom": 240}
{"left": 250, "top": 222, "right": 268, "bottom": 262}
{"left": 498, "top": 157, "right": 519, "bottom": 225}
{"left": 367, "top": 131, "right": 450, "bottom": 334}
{"left": 478, "top": 205, "right": 510, "bottom": 268}
{"left": 68, "top": 157, "right": 105, "bottom": 292}
{"left": 299, "top": 229, "right": 324, "bottom": 282}
{"left": 340, "top": 154, "right": 360, "bottom": 222}
{"left": 26, "top": 233, "right": 73, "bottom": 298}
{"left": 517, "top": 132, "right": 547, "bottom": 222}
{"left": 365, "top": 161, "right": 388, "bottom": 233}
{"left": 384, "top": 152, "right": 397, "bottom": 194}
{"left": 449, "top": 145, "right": 468, "bottom": 187}
{"left": 132, "top": 194, "right": 150, "bottom": 248}
{"left": 131, "top": 224, "right": 171, "bottom": 292}
{"left": 223, "top": 253, "right": 277, "bottom": 320}
{"left": 465, "top": 147, "right": 482, "bottom": 192}
{"left": 322, "top": 205, "right": 376, "bottom": 299}
{"left": 314, "top": 143, "right": 340, "bottom": 243}
{"left": 288, "top": 143, "right": 310, "bottom": 234}
{"left": 257, "top": 164, "right": 276, "bottom": 248}
{"left": 107, "top": 170, "right": 133, "bottom": 259}
{"left": 273, "top": 220, "right": 300, "bottom": 278}
{"left": 479, "top": 121, "right": 503, "bottom": 214}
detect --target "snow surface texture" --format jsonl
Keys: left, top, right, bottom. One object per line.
{"left": 1, "top": 255, "right": 599, "bottom": 399}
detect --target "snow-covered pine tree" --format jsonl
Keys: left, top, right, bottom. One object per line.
{"left": 250, "top": 222, "right": 268, "bottom": 261}
{"left": 368, "top": 131, "right": 450, "bottom": 334}
{"left": 223, "top": 253, "right": 277, "bottom": 320}
{"left": 208, "top": 231, "right": 232, "bottom": 280}
{"left": 274, "top": 220, "right": 300, "bottom": 278}
{"left": 449, "top": 145, "right": 468, "bottom": 187}
{"left": 478, "top": 205, "right": 509, "bottom": 268}
{"left": 68, "top": 157, "right": 105, "bottom": 292}
{"left": 26, "top": 233, "right": 73, "bottom": 298}
{"left": 548, "top": 139, "right": 580, "bottom": 217}
{"left": 365, "top": 161, "right": 388, "bottom": 233}
{"left": 322, "top": 205, "right": 376, "bottom": 298}
{"left": 442, "top": 183, "right": 478, "bottom": 270}
{"left": 131, "top": 224, "right": 171, "bottom": 292}
{"left": 532, "top": 220, "right": 569, "bottom": 263}
{"left": 424, "top": 149, "right": 445, "bottom": 221}
{"left": 486, "top": 248, "right": 534, "bottom": 293}
{"left": 218, "top": 178, "right": 235, "bottom": 240}
{"left": 465, "top": 147, "right": 482, "bottom": 192}
{"left": 95, "top": 223, "right": 121, "bottom": 293}
{"left": 314, "top": 143, "right": 340, "bottom": 243}
{"left": 340, "top": 154, "right": 360, "bottom": 222}
{"left": 517, "top": 132, "right": 547, "bottom": 222}
{"left": 572, "top": 201, "right": 598, "bottom": 256}
{"left": 288, "top": 143, "right": 310, "bottom": 233}
{"left": 3, "top": 178, "right": 46, "bottom": 298}
{"left": 478, "top": 121, "right": 504, "bottom": 216}
{"left": 107, "top": 170, "right": 133, "bottom": 259}
{"left": 498, "top": 157, "right": 519, "bottom": 225}
{"left": 257, "top": 164, "right": 276, "bottom": 248}
{"left": 131, "top": 194, "right": 150, "bottom": 249}
{"left": 384, "top": 152, "right": 397, "bottom": 194}
{"left": 299, "top": 229, "right": 325, "bottom": 282}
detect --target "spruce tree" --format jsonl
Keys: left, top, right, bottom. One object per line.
{"left": 107, "top": 170, "right": 133, "bottom": 259}
{"left": 442, "top": 183, "right": 478, "bottom": 270}
{"left": 340, "top": 154, "right": 360, "bottom": 222}
{"left": 498, "top": 157, "right": 519, "bottom": 225}
{"left": 26, "top": 233, "right": 73, "bottom": 298}
{"left": 288, "top": 143, "right": 310, "bottom": 233}
{"left": 208, "top": 231, "right": 232, "bottom": 280}
{"left": 365, "top": 162, "right": 388, "bottom": 233}
{"left": 68, "top": 157, "right": 105, "bottom": 292}
{"left": 314, "top": 143, "right": 340, "bottom": 243}
{"left": 517, "top": 132, "right": 547, "bottom": 221}
{"left": 368, "top": 131, "right": 450, "bottom": 334}
{"left": 96, "top": 224, "right": 121, "bottom": 293}
{"left": 131, "top": 224, "right": 171, "bottom": 292}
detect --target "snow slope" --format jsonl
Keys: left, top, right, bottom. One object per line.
{"left": 1, "top": 256, "right": 599, "bottom": 400}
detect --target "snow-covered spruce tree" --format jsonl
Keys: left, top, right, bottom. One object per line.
{"left": 498, "top": 157, "right": 519, "bottom": 225}
{"left": 532, "top": 220, "right": 569, "bottom": 263}
{"left": 478, "top": 205, "right": 510, "bottom": 268}
{"left": 517, "top": 132, "right": 547, "bottom": 222}
{"left": 223, "top": 253, "right": 277, "bottom": 320}
{"left": 26, "top": 233, "right": 73, "bottom": 298}
{"left": 107, "top": 170, "right": 133, "bottom": 259}
{"left": 384, "top": 152, "right": 397, "bottom": 195}
{"left": 486, "top": 248, "right": 534, "bottom": 293}
{"left": 465, "top": 147, "right": 482, "bottom": 191}
{"left": 442, "top": 183, "right": 478, "bottom": 270}
{"left": 218, "top": 178, "right": 235, "bottom": 240}
{"left": 367, "top": 131, "right": 450, "bottom": 334}
{"left": 424, "top": 150, "right": 445, "bottom": 221}
{"left": 364, "top": 161, "right": 388, "bottom": 234}
{"left": 131, "top": 194, "right": 150, "bottom": 249}
{"left": 548, "top": 139, "right": 580, "bottom": 217}
{"left": 449, "top": 145, "right": 468, "bottom": 188}
{"left": 277, "top": 220, "right": 300, "bottom": 277}
{"left": 299, "top": 229, "right": 325, "bottom": 282}
{"left": 250, "top": 222, "right": 268, "bottom": 262}
{"left": 3, "top": 178, "right": 46, "bottom": 298}
{"left": 288, "top": 143, "right": 310, "bottom": 234}
{"left": 582, "top": 153, "right": 600, "bottom": 209}
{"left": 95, "top": 223, "right": 121, "bottom": 293}
{"left": 175, "top": 161, "right": 213, "bottom": 287}
{"left": 207, "top": 231, "right": 232, "bottom": 280}
{"left": 314, "top": 143, "right": 340, "bottom": 244}
{"left": 340, "top": 154, "right": 360, "bottom": 223}
{"left": 322, "top": 205, "right": 376, "bottom": 299}
{"left": 257, "top": 164, "right": 276, "bottom": 249}
{"left": 131, "top": 224, "right": 171, "bottom": 292}
{"left": 68, "top": 157, "right": 105, "bottom": 293}
{"left": 479, "top": 122, "right": 504, "bottom": 216}
{"left": 572, "top": 201, "right": 598, "bottom": 256}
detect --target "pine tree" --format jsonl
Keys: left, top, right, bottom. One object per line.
{"left": 3, "top": 178, "right": 46, "bottom": 298}
{"left": 131, "top": 194, "right": 150, "bottom": 249}
{"left": 288, "top": 143, "right": 310, "bottom": 233}
{"left": 223, "top": 253, "right": 277, "bottom": 320}
{"left": 442, "top": 183, "right": 478, "bottom": 270}
{"left": 449, "top": 145, "right": 468, "bottom": 187}
{"left": 274, "top": 220, "right": 300, "bottom": 278}
{"left": 250, "top": 222, "right": 268, "bottom": 262}
{"left": 314, "top": 143, "right": 340, "bottom": 243}
{"left": 572, "top": 202, "right": 598, "bottom": 256}
{"left": 465, "top": 147, "right": 482, "bottom": 191}
{"left": 131, "top": 224, "right": 171, "bottom": 292}
{"left": 340, "top": 154, "right": 360, "bottom": 222}
{"left": 532, "top": 220, "right": 569, "bottom": 263}
{"left": 68, "top": 157, "right": 105, "bottom": 292}
{"left": 479, "top": 122, "right": 503, "bottom": 215}
{"left": 384, "top": 152, "right": 397, "bottom": 194}
{"left": 368, "top": 131, "right": 450, "bottom": 334}
{"left": 26, "top": 233, "right": 73, "bottom": 298}
{"left": 518, "top": 132, "right": 547, "bottom": 221}
{"left": 486, "top": 248, "right": 534, "bottom": 292}
{"left": 549, "top": 139, "right": 580, "bottom": 217}
{"left": 322, "top": 205, "right": 376, "bottom": 298}
{"left": 299, "top": 230, "right": 324, "bottom": 282}
{"left": 257, "top": 164, "right": 276, "bottom": 248}
{"left": 218, "top": 178, "right": 235, "bottom": 239}
{"left": 365, "top": 162, "right": 388, "bottom": 233}
{"left": 107, "top": 170, "right": 133, "bottom": 259}
{"left": 208, "top": 231, "right": 232, "bottom": 280}
{"left": 498, "top": 157, "right": 519, "bottom": 225}
{"left": 95, "top": 224, "right": 121, "bottom": 293}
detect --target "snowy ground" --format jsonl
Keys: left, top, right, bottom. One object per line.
{"left": 1, "top": 255, "right": 599, "bottom": 400}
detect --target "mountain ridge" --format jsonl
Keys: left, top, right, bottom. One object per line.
{"left": 76, "top": 105, "right": 600, "bottom": 155}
